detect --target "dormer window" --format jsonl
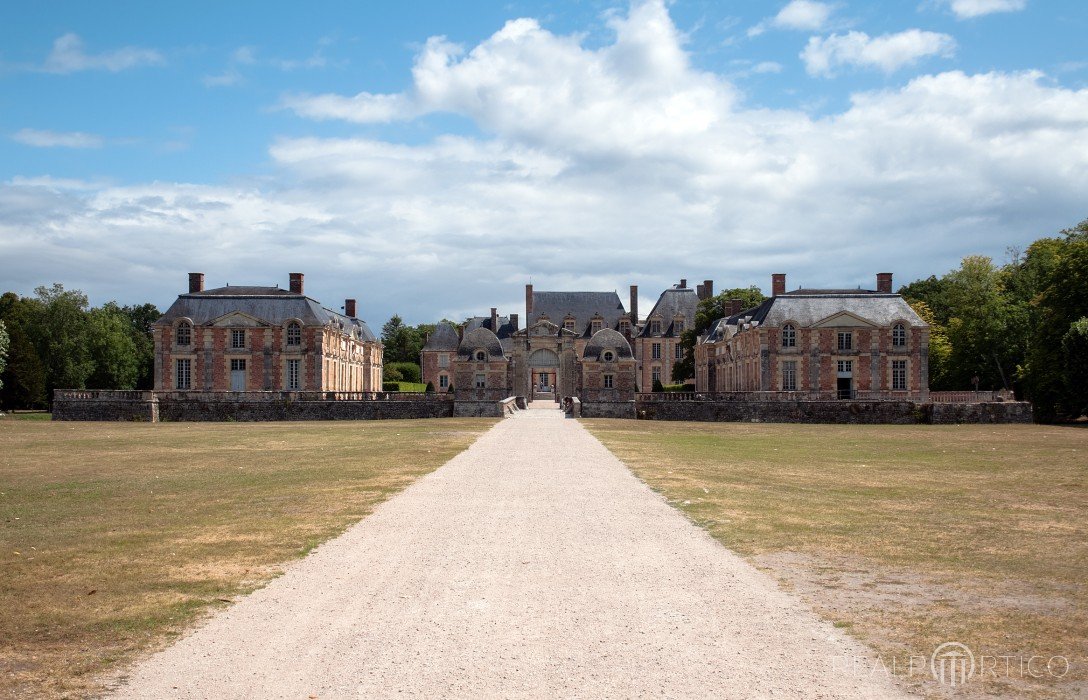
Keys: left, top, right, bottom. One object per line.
{"left": 591, "top": 319, "right": 603, "bottom": 334}
{"left": 603, "top": 351, "right": 615, "bottom": 362}
{"left": 564, "top": 317, "right": 576, "bottom": 332}
{"left": 650, "top": 319, "right": 662, "bottom": 335}
{"left": 892, "top": 323, "right": 906, "bottom": 347}
{"left": 675, "top": 317, "right": 685, "bottom": 334}
{"left": 475, "top": 350, "right": 487, "bottom": 361}
{"left": 619, "top": 319, "right": 630, "bottom": 334}
{"left": 286, "top": 322, "right": 301, "bottom": 346}
{"left": 782, "top": 324, "right": 796, "bottom": 348}
{"left": 175, "top": 322, "right": 191, "bottom": 346}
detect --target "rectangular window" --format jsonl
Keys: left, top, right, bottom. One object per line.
{"left": 175, "top": 359, "right": 191, "bottom": 390}
{"left": 619, "top": 320, "right": 630, "bottom": 334}
{"left": 892, "top": 360, "right": 907, "bottom": 390}
{"left": 231, "top": 358, "right": 246, "bottom": 371}
{"left": 675, "top": 344, "right": 683, "bottom": 360}
{"left": 652, "top": 367, "right": 661, "bottom": 383}
{"left": 286, "top": 359, "right": 300, "bottom": 390}
{"left": 438, "top": 353, "right": 449, "bottom": 368}
{"left": 675, "top": 320, "right": 685, "bottom": 333}
{"left": 603, "top": 374, "right": 614, "bottom": 389}
{"left": 591, "top": 321, "right": 602, "bottom": 334}
{"left": 837, "top": 332, "right": 852, "bottom": 351}
{"left": 651, "top": 320, "right": 661, "bottom": 335}
{"left": 231, "top": 329, "right": 246, "bottom": 349}
{"left": 439, "top": 374, "right": 449, "bottom": 388}
{"left": 782, "top": 361, "right": 797, "bottom": 391}
{"left": 652, "top": 343, "right": 662, "bottom": 359}
{"left": 837, "top": 360, "right": 853, "bottom": 374}
{"left": 475, "top": 373, "right": 486, "bottom": 388}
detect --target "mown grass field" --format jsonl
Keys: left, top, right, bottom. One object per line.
{"left": 0, "top": 417, "right": 494, "bottom": 699}
{"left": 583, "top": 420, "right": 1087, "bottom": 700}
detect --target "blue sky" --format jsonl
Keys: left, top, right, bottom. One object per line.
{"left": 2, "top": 0, "right": 1087, "bottom": 324}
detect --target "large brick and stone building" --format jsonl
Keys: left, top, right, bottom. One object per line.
{"left": 695, "top": 273, "right": 929, "bottom": 401}
{"left": 153, "top": 273, "right": 383, "bottom": 393}
{"left": 633, "top": 279, "right": 708, "bottom": 389}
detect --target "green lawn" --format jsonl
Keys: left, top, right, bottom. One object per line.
{"left": 584, "top": 420, "right": 1088, "bottom": 699}
{"left": 0, "top": 417, "right": 494, "bottom": 699}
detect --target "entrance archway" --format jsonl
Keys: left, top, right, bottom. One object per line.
{"left": 527, "top": 348, "right": 560, "bottom": 402}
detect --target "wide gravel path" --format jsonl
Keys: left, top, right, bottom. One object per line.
{"left": 111, "top": 405, "right": 907, "bottom": 699}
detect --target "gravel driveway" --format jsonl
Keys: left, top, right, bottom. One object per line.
{"left": 110, "top": 405, "right": 908, "bottom": 699}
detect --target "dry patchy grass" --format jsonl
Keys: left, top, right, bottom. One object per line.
{"left": 0, "top": 418, "right": 494, "bottom": 699}
{"left": 583, "top": 420, "right": 1087, "bottom": 699}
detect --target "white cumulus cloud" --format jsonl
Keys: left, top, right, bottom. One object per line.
{"left": 802, "top": 29, "right": 957, "bottom": 76}
{"left": 750, "top": 1, "right": 834, "bottom": 37}
{"left": 12, "top": 128, "right": 104, "bottom": 148}
{"left": 40, "top": 33, "right": 163, "bottom": 73}
{"left": 946, "top": 0, "right": 1027, "bottom": 19}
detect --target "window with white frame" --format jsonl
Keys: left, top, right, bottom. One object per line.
{"left": 176, "top": 322, "right": 191, "bottom": 346}
{"left": 438, "top": 353, "right": 449, "bottom": 368}
{"left": 675, "top": 317, "right": 685, "bottom": 333}
{"left": 892, "top": 360, "right": 907, "bottom": 390}
{"left": 837, "top": 359, "right": 853, "bottom": 373}
{"left": 650, "top": 319, "right": 662, "bottom": 335}
{"left": 782, "top": 324, "right": 796, "bottom": 348}
{"left": 892, "top": 323, "right": 907, "bottom": 347}
{"left": 286, "top": 322, "right": 301, "bottom": 346}
{"left": 782, "top": 360, "right": 797, "bottom": 391}
{"left": 439, "top": 374, "right": 449, "bottom": 388}
{"left": 591, "top": 319, "right": 602, "bottom": 334}
{"left": 619, "top": 319, "right": 630, "bottom": 334}
{"left": 651, "top": 367, "right": 661, "bottom": 384}
{"left": 175, "top": 359, "right": 191, "bottom": 390}
{"left": 231, "top": 329, "right": 246, "bottom": 349}
{"left": 475, "top": 373, "right": 486, "bottom": 388}
{"left": 652, "top": 342, "right": 662, "bottom": 359}
{"left": 603, "top": 373, "right": 614, "bottom": 388}
{"left": 837, "top": 331, "right": 852, "bottom": 350}
{"left": 675, "top": 344, "right": 683, "bottom": 360}
{"left": 564, "top": 318, "right": 576, "bottom": 331}
{"left": 286, "top": 359, "right": 300, "bottom": 390}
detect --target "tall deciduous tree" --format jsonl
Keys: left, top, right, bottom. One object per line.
{"left": 380, "top": 314, "right": 425, "bottom": 364}
{"left": 87, "top": 305, "right": 140, "bottom": 390}
{"left": 0, "top": 320, "right": 8, "bottom": 392}
{"left": 29, "top": 284, "right": 95, "bottom": 398}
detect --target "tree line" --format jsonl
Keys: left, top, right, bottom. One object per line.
{"left": 0, "top": 285, "right": 158, "bottom": 409}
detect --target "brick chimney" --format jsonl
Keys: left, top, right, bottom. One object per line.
{"left": 629, "top": 285, "right": 639, "bottom": 326}
{"left": 188, "top": 272, "right": 204, "bottom": 293}
{"left": 510, "top": 313, "right": 519, "bottom": 331}
{"left": 490, "top": 307, "right": 498, "bottom": 331}
{"left": 289, "top": 272, "right": 304, "bottom": 295}
{"left": 772, "top": 273, "right": 786, "bottom": 297}
{"left": 725, "top": 298, "right": 744, "bottom": 317}
{"left": 876, "top": 272, "right": 893, "bottom": 293}
{"left": 679, "top": 278, "right": 687, "bottom": 289}
{"left": 345, "top": 299, "right": 356, "bottom": 318}
{"left": 704, "top": 279, "right": 714, "bottom": 299}
{"left": 525, "top": 284, "right": 534, "bottom": 319}
{"left": 696, "top": 283, "right": 705, "bottom": 300}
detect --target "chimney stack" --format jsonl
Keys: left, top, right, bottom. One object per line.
{"left": 876, "top": 272, "right": 893, "bottom": 294}
{"left": 525, "top": 284, "right": 534, "bottom": 319}
{"left": 345, "top": 299, "right": 356, "bottom": 318}
{"left": 726, "top": 298, "right": 744, "bottom": 317}
{"left": 679, "top": 278, "right": 687, "bottom": 289}
{"left": 510, "top": 313, "right": 519, "bottom": 331}
{"left": 188, "top": 272, "right": 204, "bottom": 294}
{"left": 490, "top": 307, "right": 498, "bottom": 331}
{"left": 771, "top": 273, "right": 786, "bottom": 297}
{"left": 629, "top": 285, "right": 639, "bottom": 326}
{"left": 704, "top": 279, "right": 714, "bottom": 299}
{"left": 289, "top": 272, "right": 305, "bottom": 295}
{"left": 696, "top": 283, "right": 705, "bottom": 300}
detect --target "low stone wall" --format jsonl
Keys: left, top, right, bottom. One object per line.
{"left": 158, "top": 397, "right": 454, "bottom": 422}
{"left": 453, "top": 400, "right": 507, "bottom": 418}
{"left": 581, "top": 400, "right": 637, "bottom": 419}
{"left": 53, "top": 391, "right": 159, "bottom": 422}
{"left": 636, "top": 399, "right": 1033, "bottom": 425}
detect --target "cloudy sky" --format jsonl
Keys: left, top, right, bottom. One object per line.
{"left": 1, "top": 0, "right": 1086, "bottom": 325}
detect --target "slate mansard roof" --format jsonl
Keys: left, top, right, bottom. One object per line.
{"left": 156, "top": 285, "right": 377, "bottom": 341}
{"left": 583, "top": 329, "right": 634, "bottom": 360}
{"left": 638, "top": 286, "right": 699, "bottom": 338}
{"left": 530, "top": 291, "right": 627, "bottom": 336}
{"left": 422, "top": 322, "right": 461, "bottom": 351}
{"left": 458, "top": 327, "right": 506, "bottom": 359}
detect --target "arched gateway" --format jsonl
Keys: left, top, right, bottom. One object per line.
{"left": 527, "top": 348, "right": 560, "bottom": 398}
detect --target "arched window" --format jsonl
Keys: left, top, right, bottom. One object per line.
{"left": 892, "top": 323, "right": 906, "bottom": 347}
{"left": 782, "top": 324, "right": 796, "bottom": 348}
{"left": 286, "top": 322, "right": 302, "bottom": 346}
{"left": 175, "top": 322, "right": 191, "bottom": 346}
{"left": 603, "top": 351, "right": 615, "bottom": 362}
{"left": 475, "top": 350, "right": 487, "bottom": 361}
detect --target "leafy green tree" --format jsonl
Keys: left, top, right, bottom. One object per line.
{"left": 652, "top": 378, "right": 665, "bottom": 393}
{"left": 0, "top": 292, "right": 47, "bottom": 409}
{"left": 673, "top": 287, "right": 767, "bottom": 382}
{"left": 386, "top": 362, "right": 422, "bottom": 383}
{"left": 29, "top": 284, "right": 95, "bottom": 397}
{"left": 425, "top": 380, "right": 435, "bottom": 393}
{"left": 909, "top": 300, "right": 953, "bottom": 390}
{"left": 898, "top": 276, "right": 953, "bottom": 325}
{"left": 87, "top": 305, "right": 140, "bottom": 389}
{"left": 943, "top": 256, "right": 1014, "bottom": 391}
{"left": 1061, "top": 318, "right": 1088, "bottom": 418}
{"left": 120, "top": 302, "right": 160, "bottom": 389}
{"left": 381, "top": 314, "right": 426, "bottom": 364}
{"left": 0, "top": 320, "right": 8, "bottom": 391}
